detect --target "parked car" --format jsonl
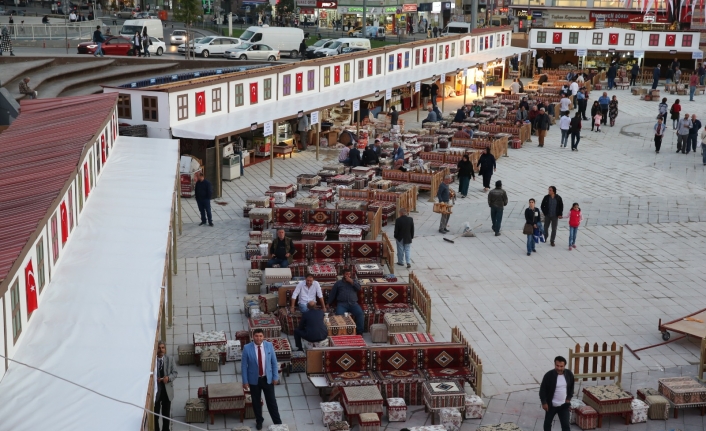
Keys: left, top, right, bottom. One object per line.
{"left": 77, "top": 36, "right": 134, "bottom": 55}
{"left": 148, "top": 36, "right": 165, "bottom": 55}
{"left": 313, "top": 38, "right": 370, "bottom": 57}
{"left": 177, "top": 36, "right": 240, "bottom": 57}
{"left": 225, "top": 42, "right": 279, "bottom": 60}
{"left": 341, "top": 47, "right": 368, "bottom": 54}
{"left": 352, "top": 26, "right": 385, "bottom": 40}
{"left": 135, "top": 12, "right": 158, "bottom": 19}
{"left": 116, "top": 8, "right": 137, "bottom": 19}
{"left": 170, "top": 29, "right": 187, "bottom": 45}
{"left": 305, "top": 38, "right": 332, "bottom": 59}
{"left": 346, "top": 25, "right": 362, "bottom": 36}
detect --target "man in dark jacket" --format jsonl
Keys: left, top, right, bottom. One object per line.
{"left": 487, "top": 180, "right": 508, "bottom": 236}
{"left": 437, "top": 175, "right": 452, "bottom": 233}
{"left": 327, "top": 268, "right": 363, "bottom": 334}
{"left": 194, "top": 172, "right": 213, "bottom": 226}
{"left": 535, "top": 108, "right": 550, "bottom": 147}
{"left": 540, "top": 356, "right": 575, "bottom": 431}
{"left": 540, "top": 186, "right": 564, "bottom": 247}
{"left": 606, "top": 64, "right": 617, "bottom": 90}
{"left": 394, "top": 208, "right": 414, "bottom": 268}
{"left": 630, "top": 63, "right": 640, "bottom": 86}
{"left": 299, "top": 39, "right": 307, "bottom": 60}
{"left": 93, "top": 25, "right": 105, "bottom": 57}
{"left": 293, "top": 301, "right": 328, "bottom": 350}
{"left": 349, "top": 144, "right": 362, "bottom": 167}
{"left": 268, "top": 229, "right": 295, "bottom": 268}
{"left": 362, "top": 144, "right": 379, "bottom": 166}
{"left": 652, "top": 65, "right": 661, "bottom": 90}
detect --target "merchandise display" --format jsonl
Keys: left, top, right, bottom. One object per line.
{"left": 387, "top": 397, "right": 407, "bottom": 422}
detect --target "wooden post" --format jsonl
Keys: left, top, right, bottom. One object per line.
{"left": 501, "top": 60, "right": 506, "bottom": 89}
{"left": 270, "top": 122, "right": 277, "bottom": 178}
{"left": 177, "top": 183, "right": 182, "bottom": 235}
{"left": 172, "top": 205, "right": 177, "bottom": 275}
{"left": 441, "top": 78, "right": 445, "bottom": 114}
{"left": 215, "top": 139, "right": 222, "bottom": 198}
{"left": 316, "top": 119, "right": 320, "bottom": 161}
{"left": 355, "top": 102, "right": 360, "bottom": 138}
{"left": 416, "top": 91, "right": 420, "bottom": 122}
{"left": 160, "top": 292, "right": 166, "bottom": 342}
{"left": 463, "top": 74, "right": 468, "bottom": 106}
{"left": 168, "top": 228, "right": 173, "bottom": 327}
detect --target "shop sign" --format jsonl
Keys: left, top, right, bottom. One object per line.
{"left": 402, "top": 3, "right": 417, "bottom": 12}
{"left": 589, "top": 11, "right": 668, "bottom": 23}
{"left": 297, "top": 0, "right": 316, "bottom": 6}
{"left": 576, "top": 48, "right": 587, "bottom": 56}
{"left": 317, "top": 1, "right": 337, "bottom": 8}
{"left": 263, "top": 121, "right": 273, "bottom": 137}
{"left": 531, "top": 10, "right": 543, "bottom": 18}
{"left": 554, "top": 47, "right": 562, "bottom": 52}
{"left": 311, "top": 111, "right": 319, "bottom": 125}
{"left": 514, "top": 9, "right": 529, "bottom": 18}
{"left": 442, "top": 2, "right": 451, "bottom": 10}
{"left": 418, "top": 3, "right": 432, "bottom": 11}
{"left": 384, "top": 6, "right": 398, "bottom": 13}
{"left": 432, "top": 1, "right": 441, "bottom": 13}
{"left": 300, "top": 7, "right": 315, "bottom": 13}
{"left": 634, "top": 50, "right": 645, "bottom": 57}
{"left": 693, "top": 51, "right": 704, "bottom": 59}
{"left": 669, "top": 49, "right": 677, "bottom": 54}
{"left": 547, "top": 12, "right": 588, "bottom": 22}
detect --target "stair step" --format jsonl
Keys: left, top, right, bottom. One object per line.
{"left": 45, "top": 62, "right": 179, "bottom": 99}
{"left": 0, "top": 59, "right": 54, "bottom": 88}
{"left": 10, "top": 59, "right": 115, "bottom": 100}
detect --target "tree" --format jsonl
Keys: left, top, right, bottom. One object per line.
{"left": 173, "top": 0, "right": 202, "bottom": 59}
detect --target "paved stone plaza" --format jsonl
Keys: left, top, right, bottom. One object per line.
{"left": 166, "top": 84, "right": 706, "bottom": 430}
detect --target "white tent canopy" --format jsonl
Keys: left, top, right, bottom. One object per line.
{"left": 0, "top": 137, "right": 179, "bottom": 430}
{"left": 171, "top": 46, "right": 527, "bottom": 140}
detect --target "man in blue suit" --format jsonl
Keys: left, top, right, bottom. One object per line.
{"left": 294, "top": 301, "right": 328, "bottom": 351}
{"left": 241, "top": 329, "right": 282, "bottom": 430}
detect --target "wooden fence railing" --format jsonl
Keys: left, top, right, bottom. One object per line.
{"left": 368, "top": 207, "right": 382, "bottom": 240}
{"left": 569, "top": 342, "right": 624, "bottom": 388}
{"left": 409, "top": 271, "right": 432, "bottom": 335}
{"left": 451, "top": 326, "right": 484, "bottom": 397}
{"left": 381, "top": 231, "right": 394, "bottom": 274}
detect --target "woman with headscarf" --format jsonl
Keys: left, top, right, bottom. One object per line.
{"left": 456, "top": 154, "right": 475, "bottom": 198}
{"left": 0, "top": 26, "right": 14, "bottom": 56}
{"left": 477, "top": 147, "right": 496, "bottom": 192}
{"left": 608, "top": 95, "right": 619, "bottom": 127}
{"left": 590, "top": 101, "right": 600, "bottom": 132}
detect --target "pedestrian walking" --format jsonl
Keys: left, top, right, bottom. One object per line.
{"left": 299, "top": 39, "right": 307, "bottom": 60}
{"left": 598, "top": 92, "right": 610, "bottom": 125}
{"left": 654, "top": 117, "right": 666, "bottom": 153}
{"left": 18, "top": 77, "right": 38, "bottom": 99}
{"left": 93, "top": 25, "right": 105, "bottom": 57}
{"left": 569, "top": 112, "right": 582, "bottom": 151}
{"left": 293, "top": 301, "right": 328, "bottom": 350}
{"left": 132, "top": 31, "right": 142, "bottom": 57}
{"left": 297, "top": 113, "right": 309, "bottom": 151}
{"left": 674, "top": 67, "right": 682, "bottom": 84}
{"left": 658, "top": 98, "right": 669, "bottom": 126}
{"left": 488, "top": 180, "right": 508, "bottom": 236}
{"left": 431, "top": 81, "right": 439, "bottom": 107}
{"left": 666, "top": 67, "right": 674, "bottom": 84}
{"left": 630, "top": 63, "right": 640, "bottom": 86}
{"left": 593, "top": 111, "right": 602, "bottom": 132}
{"left": 540, "top": 186, "right": 564, "bottom": 247}
{"left": 671, "top": 57, "right": 681, "bottom": 73}
{"left": 142, "top": 27, "right": 151, "bottom": 57}
{"left": 652, "top": 64, "right": 661, "bottom": 90}
{"left": 558, "top": 93, "right": 571, "bottom": 116}
{"left": 242, "top": 329, "right": 282, "bottom": 430}
{"left": 437, "top": 175, "right": 452, "bottom": 233}
{"left": 567, "top": 203, "right": 582, "bottom": 250}
{"left": 676, "top": 113, "right": 692, "bottom": 153}
{"left": 688, "top": 114, "right": 701, "bottom": 154}
{"left": 539, "top": 356, "right": 575, "bottom": 431}
{"left": 394, "top": 208, "right": 414, "bottom": 269}
{"left": 670, "top": 99, "right": 681, "bottom": 129}
{"left": 537, "top": 56, "right": 544, "bottom": 74}
{"left": 608, "top": 95, "right": 619, "bottom": 127}
{"left": 0, "top": 26, "right": 14, "bottom": 56}
{"left": 690, "top": 73, "right": 698, "bottom": 101}
{"left": 535, "top": 107, "right": 550, "bottom": 147}
{"left": 432, "top": 25, "right": 438, "bottom": 37}
{"left": 576, "top": 89, "right": 588, "bottom": 120}
{"left": 524, "top": 198, "right": 540, "bottom": 256}
{"left": 290, "top": 274, "right": 326, "bottom": 314}
{"left": 559, "top": 112, "right": 570, "bottom": 148}
{"left": 194, "top": 172, "right": 213, "bottom": 226}
{"left": 456, "top": 154, "right": 475, "bottom": 198}
{"left": 477, "top": 147, "right": 497, "bottom": 192}
{"left": 327, "top": 268, "right": 364, "bottom": 334}
{"left": 153, "top": 341, "right": 177, "bottom": 431}
{"left": 699, "top": 62, "right": 706, "bottom": 86}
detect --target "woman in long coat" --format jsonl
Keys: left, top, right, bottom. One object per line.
{"left": 608, "top": 95, "right": 619, "bottom": 127}
{"left": 477, "top": 147, "right": 496, "bottom": 192}
{"left": 456, "top": 154, "right": 475, "bottom": 198}
{"left": 1, "top": 26, "right": 14, "bottom": 56}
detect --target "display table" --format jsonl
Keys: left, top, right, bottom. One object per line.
{"left": 326, "top": 315, "right": 357, "bottom": 336}
{"left": 248, "top": 314, "right": 282, "bottom": 338}
{"left": 193, "top": 331, "right": 227, "bottom": 364}
{"left": 309, "top": 186, "right": 335, "bottom": 205}
{"left": 339, "top": 228, "right": 363, "bottom": 241}
{"left": 582, "top": 384, "right": 633, "bottom": 427}
{"left": 207, "top": 382, "right": 245, "bottom": 424}
{"left": 353, "top": 263, "right": 384, "bottom": 278}
{"left": 329, "top": 335, "right": 367, "bottom": 347}
{"left": 273, "top": 145, "right": 293, "bottom": 158}
{"left": 658, "top": 376, "right": 706, "bottom": 418}
{"left": 308, "top": 263, "right": 338, "bottom": 281}
{"left": 423, "top": 381, "right": 466, "bottom": 424}
{"left": 341, "top": 385, "right": 384, "bottom": 425}
{"left": 302, "top": 224, "right": 328, "bottom": 241}
{"left": 265, "top": 268, "right": 292, "bottom": 284}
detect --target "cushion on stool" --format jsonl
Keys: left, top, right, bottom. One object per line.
{"left": 358, "top": 412, "right": 381, "bottom": 431}
{"left": 465, "top": 394, "right": 484, "bottom": 419}
{"left": 178, "top": 344, "right": 195, "bottom": 365}
{"left": 370, "top": 324, "right": 388, "bottom": 343}
{"left": 327, "top": 421, "right": 350, "bottom": 430}
{"left": 575, "top": 405, "right": 598, "bottom": 430}
{"left": 569, "top": 398, "right": 585, "bottom": 424}
{"left": 439, "top": 408, "right": 462, "bottom": 431}
{"left": 630, "top": 399, "right": 648, "bottom": 423}
{"left": 645, "top": 394, "right": 670, "bottom": 420}
{"left": 387, "top": 397, "right": 407, "bottom": 422}
{"left": 321, "top": 402, "right": 344, "bottom": 425}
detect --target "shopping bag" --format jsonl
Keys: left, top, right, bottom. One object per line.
{"left": 533, "top": 227, "right": 545, "bottom": 244}
{"left": 469, "top": 84, "right": 477, "bottom": 92}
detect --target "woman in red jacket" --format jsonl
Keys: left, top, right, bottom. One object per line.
{"left": 568, "top": 203, "right": 583, "bottom": 250}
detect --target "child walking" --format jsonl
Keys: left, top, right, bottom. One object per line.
{"left": 568, "top": 203, "right": 582, "bottom": 250}
{"left": 593, "top": 112, "right": 602, "bottom": 132}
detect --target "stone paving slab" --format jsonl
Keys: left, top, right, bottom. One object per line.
{"left": 168, "top": 82, "right": 706, "bottom": 430}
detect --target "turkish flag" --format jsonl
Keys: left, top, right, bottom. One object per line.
{"left": 250, "top": 82, "right": 258, "bottom": 104}
{"left": 502, "top": 34, "right": 505, "bottom": 46}
{"left": 25, "top": 260, "right": 38, "bottom": 314}
{"left": 609, "top": 33, "right": 618, "bottom": 45}
{"left": 553, "top": 32, "right": 562, "bottom": 44}
{"left": 666, "top": 34, "right": 676, "bottom": 46}
{"left": 423, "top": 48, "right": 427, "bottom": 63}
{"left": 445, "top": 45, "right": 449, "bottom": 59}
{"left": 83, "top": 162, "right": 90, "bottom": 198}
{"left": 368, "top": 59, "right": 373, "bottom": 76}
{"left": 465, "top": 40, "right": 470, "bottom": 53}
{"left": 101, "top": 135, "right": 106, "bottom": 163}
{"left": 60, "top": 201, "right": 69, "bottom": 245}
{"left": 397, "top": 53, "right": 402, "bottom": 69}
{"left": 195, "top": 91, "right": 206, "bottom": 116}
{"left": 334, "top": 65, "right": 340, "bottom": 84}
{"left": 296, "top": 73, "right": 303, "bottom": 93}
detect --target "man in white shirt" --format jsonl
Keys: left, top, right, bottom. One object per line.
{"left": 539, "top": 356, "right": 574, "bottom": 431}
{"left": 569, "top": 80, "right": 579, "bottom": 106}
{"left": 559, "top": 113, "right": 571, "bottom": 148}
{"left": 290, "top": 274, "right": 326, "bottom": 313}
{"left": 558, "top": 94, "right": 571, "bottom": 115}
{"left": 537, "top": 57, "right": 544, "bottom": 74}
{"left": 509, "top": 79, "right": 521, "bottom": 94}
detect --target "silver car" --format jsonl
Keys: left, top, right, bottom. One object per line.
{"left": 185, "top": 36, "right": 242, "bottom": 58}
{"left": 170, "top": 30, "right": 187, "bottom": 45}
{"left": 225, "top": 43, "right": 280, "bottom": 61}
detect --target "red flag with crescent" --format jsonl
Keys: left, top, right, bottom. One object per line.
{"left": 296, "top": 73, "right": 303, "bottom": 93}
{"left": 334, "top": 65, "right": 340, "bottom": 84}
{"left": 465, "top": 40, "right": 470, "bottom": 53}
{"left": 445, "top": 44, "right": 449, "bottom": 59}
{"left": 249, "top": 82, "right": 258, "bottom": 104}
{"left": 101, "top": 135, "right": 106, "bottom": 163}
{"left": 25, "top": 260, "right": 38, "bottom": 314}
{"left": 195, "top": 91, "right": 206, "bottom": 116}
{"left": 666, "top": 34, "right": 676, "bottom": 46}
{"left": 553, "top": 32, "right": 562, "bottom": 44}
{"left": 609, "top": 33, "right": 619, "bottom": 45}
{"left": 423, "top": 48, "right": 427, "bottom": 63}
{"left": 83, "top": 162, "right": 90, "bottom": 198}
{"left": 368, "top": 59, "right": 373, "bottom": 76}
{"left": 60, "top": 201, "right": 69, "bottom": 245}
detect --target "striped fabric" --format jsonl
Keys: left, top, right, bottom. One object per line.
{"left": 392, "top": 333, "right": 436, "bottom": 345}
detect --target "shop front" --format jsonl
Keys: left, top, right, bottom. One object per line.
{"left": 589, "top": 11, "right": 671, "bottom": 29}
{"left": 337, "top": 5, "right": 400, "bottom": 32}
{"left": 297, "top": 0, "right": 339, "bottom": 28}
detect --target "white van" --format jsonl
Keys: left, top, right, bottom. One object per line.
{"left": 314, "top": 38, "right": 370, "bottom": 57}
{"left": 441, "top": 22, "right": 471, "bottom": 36}
{"left": 238, "top": 26, "right": 305, "bottom": 58}
{"left": 120, "top": 19, "right": 165, "bottom": 40}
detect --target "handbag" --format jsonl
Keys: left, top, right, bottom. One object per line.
{"left": 522, "top": 223, "right": 534, "bottom": 235}
{"left": 433, "top": 203, "right": 452, "bottom": 214}
{"left": 533, "top": 227, "right": 546, "bottom": 243}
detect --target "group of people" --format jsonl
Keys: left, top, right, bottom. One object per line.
{"left": 652, "top": 58, "right": 704, "bottom": 102}
{"left": 654, "top": 98, "right": 705, "bottom": 161}
{"left": 523, "top": 186, "right": 582, "bottom": 255}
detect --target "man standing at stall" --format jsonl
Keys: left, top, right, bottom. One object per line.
{"left": 437, "top": 175, "right": 452, "bottom": 233}
{"left": 242, "top": 329, "right": 282, "bottom": 430}
{"left": 539, "top": 356, "right": 575, "bottom": 431}
{"left": 297, "top": 113, "right": 310, "bottom": 151}
{"left": 154, "top": 341, "right": 177, "bottom": 431}
{"left": 194, "top": 172, "right": 213, "bottom": 227}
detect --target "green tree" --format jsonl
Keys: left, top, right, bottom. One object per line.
{"left": 173, "top": 0, "right": 202, "bottom": 59}
{"left": 274, "top": 0, "right": 293, "bottom": 18}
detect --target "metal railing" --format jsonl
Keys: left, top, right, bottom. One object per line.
{"left": 5, "top": 20, "right": 104, "bottom": 41}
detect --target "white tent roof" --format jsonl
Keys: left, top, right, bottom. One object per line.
{"left": 0, "top": 136, "right": 179, "bottom": 431}
{"left": 171, "top": 46, "right": 527, "bottom": 140}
